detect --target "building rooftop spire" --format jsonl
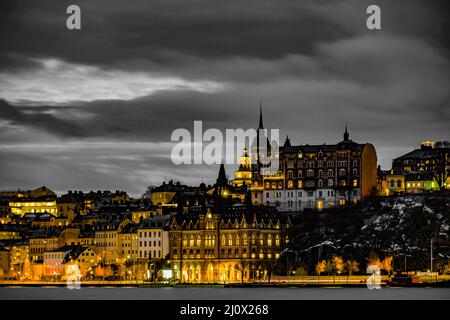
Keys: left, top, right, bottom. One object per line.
{"left": 216, "top": 163, "right": 227, "bottom": 187}
{"left": 284, "top": 135, "right": 291, "bottom": 147}
{"left": 344, "top": 122, "right": 349, "bottom": 141}
{"left": 258, "top": 100, "right": 264, "bottom": 129}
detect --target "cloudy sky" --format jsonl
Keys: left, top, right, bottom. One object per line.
{"left": 0, "top": 0, "right": 448, "bottom": 196}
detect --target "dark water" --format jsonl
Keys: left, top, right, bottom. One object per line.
{"left": 0, "top": 287, "right": 449, "bottom": 300}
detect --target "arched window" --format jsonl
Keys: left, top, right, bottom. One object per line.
{"left": 196, "top": 235, "right": 201, "bottom": 246}
{"left": 328, "top": 169, "right": 334, "bottom": 177}
{"left": 275, "top": 235, "right": 280, "bottom": 246}
{"left": 267, "top": 234, "right": 272, "bottom": 246}
{"left": 298, "top": 180, "right": 303, "bottom": 188}
{"left": 189, "top": 235, "right": 195, "bottom": 247}
{"left": 235, "top": 235, "right": 240, "bottom": 246}
{"left": 390, "top": 180, "right": 395, "bottom": 188}
{"left": 182, "top": 236, "right": 187, "bottom": 247}
{"left": 353, "top": 168, "right": 358, "bottom": 176}
{"left": 287, "top": 180, "right": 294, "bottom": 189}
{"left": 251, "top": 234, "right": 256, "bottom": 245}
{"left": 328, "top": 179, "right": 334, "bottom": 187}
{"left": 228, "top": 234, "right": 233, "bottom": 246}
{"left": 397, "top": 180, "right": 402, "bottom": 188}
{"left": 243, "top": 234, "right": 248, "bottom": 246}
{"left": 221, "top": 235, "right": 226, "bottom": 246}
{"left": 259, "top": 234, "right": 264, "bottom": 246}
{"left": 307, "top": 169, "right": 314, "bottom": 177}
{"left": 318, "top": 180, "right": 323, "bottom": 188}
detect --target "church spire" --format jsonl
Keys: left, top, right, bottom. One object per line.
{"left": 284, "top": 135, "right": 291, "bottom": 147}
{"left": 216, "top": 163, "right": 227, "bottom": 187}
{"left": 344, "top": 122, "right": 349, "bottom": 141}
{"left": 258, "top": 100, "right": 264, "bottom": 129}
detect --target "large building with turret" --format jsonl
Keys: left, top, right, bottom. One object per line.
{"left": 169, "top": 165, "right": 290, "bottom": 283}
{"left": 232, "top": 109, "right": 378, "bottom": 212}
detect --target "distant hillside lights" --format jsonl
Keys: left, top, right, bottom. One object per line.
{"left": 378, "top": 140, "right": 450, "bottom": 195}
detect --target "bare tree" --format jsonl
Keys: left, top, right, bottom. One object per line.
{"left": 237, "top": 259, "right": 248, "bottom": 284}
{"left": 433, "top": 148, "right": 450, "bottom": 191}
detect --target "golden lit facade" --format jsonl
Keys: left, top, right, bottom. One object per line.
{"left": 231, "top": 148, "right": 252, "bottom": 187}
{"left": 8, "top": 186, "right": 58, "bottom": 217}
{"left": 118, "top": 224, "right": 139, "bottom": 263}
{"left": 250, "top": 130, "right": 377, "bottom": 211}
{"left": 0, "top": 240, "right": 30, "bottom": 277}
{"left": 94, "top": 219, "right": 132, "bottom": 264}
{"left": 29, "top": 234, "right": 61, "bottom": 261}
{"left": 131, "top": 210, "right": 154, "bottom": 224}
{"left": 169, "top": 206, "right": 290, "bottom": 283}
{"left": 43, "top": 246, "right": 99, "bottom": 279}
{"left": 378, "top": 140, "right": 450, "bottom": 195}
{"left": 9, "top": 200, "right": 57, "bottom": 217}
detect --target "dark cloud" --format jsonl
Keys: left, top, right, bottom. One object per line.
{"left": 0, "top": 0, "right": 448, "bottom": 194}
{"left": 0, "top": 99, "right": 87, "bottom": 137}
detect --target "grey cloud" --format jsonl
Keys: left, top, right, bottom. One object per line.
{"left": 0, "top": 0, "right": 448, "bottom": 193}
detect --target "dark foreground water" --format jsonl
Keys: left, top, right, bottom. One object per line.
{"left": 0, "top": 287, "right": 449, "bottom": 300}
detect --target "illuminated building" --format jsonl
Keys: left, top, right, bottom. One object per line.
{"left": 94, "top": 218, "right": 133, "bottom": 264}
{"left": 0, "top": 239, "right": 30, "bottom": 278}
{"left": 378, "top": 140, "right": 450, "bottom": 194}
{"left": 0, "top": 224, "right": 23, "bottom": 240}
{"left": 377, "top": 166, "right": 405, "bottom": 196}
{"left": 169, "top": 205, "right": 289, "bottom": 283}
{"left": 249, "top": 111, "right": 378, "bottom": 211}
{"left": 137, "top": 215, "right": 170, "bottom": 262}
{"left": 169, "top": 166, "right": 290, "bottom": 283}
{"left": 207, "top": 164, "right": 248, "bottom": 202}
{"left": 8, "top": 186, "right": 58, "bottom": 217}
{"left": 150, "top": 181, "right": 185, "bottom": 207}
{"left": 231, "top": 148, "right": 252, "bottom": 187}
{"left": 0, "top": 247, "right": 8, "bottom": 275}
{"left": 58, "top": 227, "right": 95, "bottom": 246}
{"left": 131, "top": 209, "right": 155, "bottom": 224}
{"left": 118, "top": 223, "right": 139, "bottom": 263}
{"left": 29, "top": 229, "right": 62, "bottom": 261}
{"left": 56, "top": 197, "right": 79, "bottom": 223}
{"left": 43, "top": 245, "right": 99, "bottom": 279}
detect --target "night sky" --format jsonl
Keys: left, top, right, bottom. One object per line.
{"left": 0, "top": 0, "right": 448, "bottom": 196}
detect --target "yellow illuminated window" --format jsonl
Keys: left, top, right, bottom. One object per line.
{"left": 243, "top": 234, "right": 248, "bottom": 246}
